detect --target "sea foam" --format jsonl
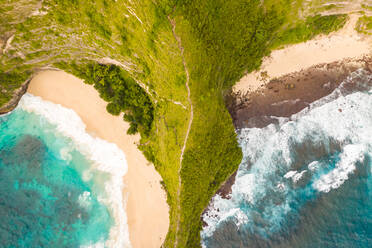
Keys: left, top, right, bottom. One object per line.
{"left": 201, "top": 69, "right": 372, "bottom": 247}
{"left": 18, "top": 93, "right": 131, "bottom": 248}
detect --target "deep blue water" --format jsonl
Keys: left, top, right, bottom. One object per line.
{"left": 202, "top": 69, "right": 372, "bottom": 248}
{"left": 0, "top": 107, "right": 113, "bottom": 247}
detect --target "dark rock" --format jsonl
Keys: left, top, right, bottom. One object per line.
{"left": 0, "top": 79, "right": 31, "bottom": 114}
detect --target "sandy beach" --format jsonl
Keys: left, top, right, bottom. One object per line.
{"left": 234, "top": 14, "right": 372, "bottom": 94}
{"left": 216, "top": 13, "right": 372, "bottom": 216}
{"left": 27, "top": 70, "right": 169, "bottom": 248}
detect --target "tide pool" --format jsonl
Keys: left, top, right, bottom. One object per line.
{"left": 0, "top": 94, "right": 130, "bottom": 247}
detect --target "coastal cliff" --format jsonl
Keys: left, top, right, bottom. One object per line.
{"left": 0, "top": 79, "right": 30, "bottom": 115}
{"left": 1, "top": 0, "right": 371, "bottom": 247}
{"left": 211, "top": 56, "right": 372, "bottom": 208}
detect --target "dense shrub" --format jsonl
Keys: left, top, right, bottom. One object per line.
{"left": 58, "top": 62, "right": 154, "bottom": 136}
{"left": 271, "top": 14, "right": 348, "bottom": 49}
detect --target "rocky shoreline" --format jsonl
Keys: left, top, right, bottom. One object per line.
{"left": 202, "top": 56, "right": 372, "bottom": 226}
{"left": 227, "top": 56, "right": 372, "bottom": 129}
{"left": 0, "top": 79, "right": 31, "bottom": 115}
{"left": 0, "top": 68, "right": 64, "bottom": 115}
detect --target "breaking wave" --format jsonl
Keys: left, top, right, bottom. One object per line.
{"left": 0, "top": 94, "right": 131, "bottom": 247}
{"left": 202, "top": 69, "right": 372, "bottom": 248}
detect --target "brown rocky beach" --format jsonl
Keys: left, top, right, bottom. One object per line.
{"left": 204, "top": 14, "right": 371, "bottom": 219}
{"left": 229, "top": 56, "right": 372, "bottom": 129}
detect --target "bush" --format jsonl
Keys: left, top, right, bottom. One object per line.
{"left": 58, "top": 61, "right": 154, "bottom": 136}
{"left": 271, "top": 14, "right": 347, "bottom": 49}
{"left": 106, "top": 102, "right": 121, "bottom": 115}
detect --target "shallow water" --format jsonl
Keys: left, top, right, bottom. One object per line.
{"left": 202, "top": 69, "right": 372, "bottom": 248}
{"left": 0, "top": 94, "right": 130, "bottom": 247}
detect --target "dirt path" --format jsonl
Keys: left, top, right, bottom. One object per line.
{"left": 168, "top": 16, "right": 194, "bottom": 248}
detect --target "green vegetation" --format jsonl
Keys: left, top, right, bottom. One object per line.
{"left": 57, "top": 62, "right": 154, "bottom": 135}
{"left": 164, "top": 1, "right": 349, "bottom": 246}
{"left": 167, "top": 0, "right": 290, "bottom": 245}
{"left": 0, "top": 0, "right": 355, "bottom": 247}
{"left": 324, "top": 4, "right": 337, "bottom": 10}
{"left": 271, "top": 14, "right": 348, "bottom": 49}
{"left": 0, "top": 69, "right": 29, "bottom": 107}
{"left": 361, "top": 4, "right": 372, "bottom": 11}
{"left": 356, "top": 15, "right": 372, "bottom": 34}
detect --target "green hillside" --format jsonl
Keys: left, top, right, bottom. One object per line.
{"left": 0, "top": 0, "right": 363, "bottom": 247}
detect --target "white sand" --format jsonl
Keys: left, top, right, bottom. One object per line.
{"left": 234, "top": 14, "right": 372, "bottom": 94}
{"left": 28, "top": 70, "right": 169, "bottom": 248}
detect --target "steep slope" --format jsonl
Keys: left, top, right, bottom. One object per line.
{"left": 0, "top": 0, "right": 366, "bottom": 247}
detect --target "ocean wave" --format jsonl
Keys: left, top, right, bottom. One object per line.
{"left": 201, "top": 69, "right": 372, "bottom": 246}
{"left": 313, "top": 144, "right": 367, "bottom": 193}
{"left": 18, "top": 93, "right": 131, "bottom": 248}
{"left": 284, "top": 169, "right": 307, "bottom": 183}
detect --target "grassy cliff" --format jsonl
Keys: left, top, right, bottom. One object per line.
{"left": 0, "top": 0, "right": 355, "bottom": 247}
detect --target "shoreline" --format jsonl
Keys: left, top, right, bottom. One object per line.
{"left": 233, "top": 14, "right": 371, "bottom": 94}
{"left": 206, "top": 57, "right": 372, "bottom": 228}
{"left": 0, "top": 79, "right": 31, "bottom": 115}
{"left": 27, "top": 70, "right": 169, "bottom": 248}
{"left": 229, "top": 56, "right": 372, "bottom": 129}
{"left": 212, "top": 13, "right": 372, "bottom": 210}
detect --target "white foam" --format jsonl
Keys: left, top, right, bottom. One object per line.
{"left": 0, "top": 109, "right": 14, "bottom": 117}
{"left": 78, "top": 191, "right": 92, "bottom": 210}
{"left": 276, "top": 183, "right": 285, "bottom": 191}
{"left": 284, "top": 170, "right": 307, "bottom": 183}
{"left": 80, "top": 242, "right": 105, "bottom": 248}
{"left": 18, "top": 93, "right": 131, "bottom": 248}
{"left": 284, "top": 171, "right": 297, "bottom": 179}
{"left": 271, "top": 98, "right": 300, "bottom": 107}
{"left": 313, "top": 144, "right": 366, "bottom": 193}
{"left": 60, "top": 146, "right": 72, "bottom": 162}
{"left": 232, "top": 173, "right": 256, "bottom": 203}
{"left": 202, "top": 69, "right": 372, "bottom": 244}
{"left": 308, "top": 161, "right": 319, "bottom": 171}
{"left": 234, "top": 209, "right": 249, "bottom": 228}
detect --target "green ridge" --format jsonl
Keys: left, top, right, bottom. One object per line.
{"left": 0, "top": 0, "right": 356, "bottom": 247}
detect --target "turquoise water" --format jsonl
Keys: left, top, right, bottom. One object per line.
{"left": 0, "top": 97, "right": 126, "bottom": 247}
{"left": 202, "top": 69, "right": 372, "bottom": 248}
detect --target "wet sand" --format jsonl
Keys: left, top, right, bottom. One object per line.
{"left": 27, "top": 70, "right": 169, "bottom": 248}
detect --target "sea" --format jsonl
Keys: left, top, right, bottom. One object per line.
{"left": 202, "top": 69, "right": 372, "bottom": 248}
{"left": 0, "top": 94, "right": 131, "bottom": 248}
